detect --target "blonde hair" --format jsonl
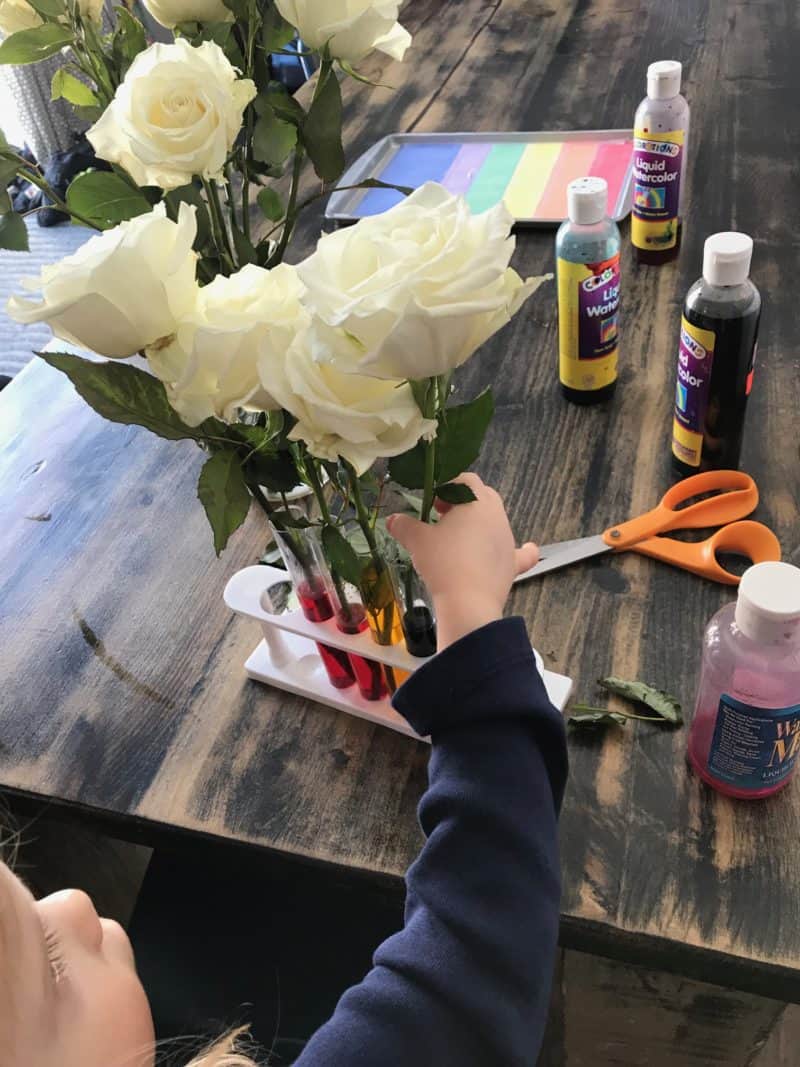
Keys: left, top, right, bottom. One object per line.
{"left": 184, "top": 1028, "right": 260, "bottom": 1067}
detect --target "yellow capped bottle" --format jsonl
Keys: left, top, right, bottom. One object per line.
{"left": 556, "top": 176, "right": 621, "bottom": 405}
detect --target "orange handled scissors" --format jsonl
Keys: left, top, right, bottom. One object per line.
{"left": 515, "top": 470, "right": 781, "bottom": 587}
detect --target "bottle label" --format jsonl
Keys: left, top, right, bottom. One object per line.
{"left": 672, "top": 316, "right": 716, "bottom": 467}
{"left": 707, "top": 694, "right": 800, "bottom": 792}
{"left": 631, "top": 128, "right": 684, "bottom": 251}
{"left": 557, "top": 253, "right": 620, "bottom": 391}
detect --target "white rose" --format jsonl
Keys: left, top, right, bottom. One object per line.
{"left": 7, "top": 202, "right": 199, "bottom": 358}
{"left": 0, "top": 0, "right": 101, "bottom": 34}
{"left": 87, "top": 39, "right": 256, "bottom": 192}
{"left": 78, "top": 0, "right": 104, "bottom": 23}
{"left": 147, "top": 263, "right": 305, "bottom": 427}
{"left": 275, "top": 0, "right": 411, "bottom": 63}
{"left": 141, "top": 0, "right": 232, "bottom": 30}
{"left": 299, "top": 182, "right": 551, "bottom": 382}
{"left": 0, "top": 0, "right": 41, "bottom": 35}
{"left": 260, "top": 342, "right": 437, "bottom": 476}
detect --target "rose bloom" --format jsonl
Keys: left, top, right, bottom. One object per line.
{"left": 88, "top": 39, "right": 256, "bottom": 191}
{"left": 0, "top": 0, "right": 102, "bottom": 34}
{"left": 140, "top": 0, "right": 232, "bottom": 29}
{"left": 7, "top": 203, "right": 199, "bottom": 358}
{"left": 147, "top": 263, "right": 304, "bottom": 427}
{"left": 299, "top": 182, "right": 551, "bottom": 382}
{"left": 260, "top": 336, "right": 436, "bottom": 475}
{"left": 275, "top": 0, "right": 410, "bottom": 63}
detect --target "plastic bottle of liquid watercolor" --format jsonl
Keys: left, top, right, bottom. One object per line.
{"left": 671, "top": 232, "right": 761, "bottom": 475}
{"left": 687, "top": 562, "right": 800, "bottom": 799}
{"left": 556, "top": 176, "right": 621, "bottom": 405}
{"left": 632, "top": 60, "right": 690, "bottom": 264}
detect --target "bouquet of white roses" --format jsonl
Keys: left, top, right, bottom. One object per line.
{"left": 0, "top": 0, "right": 548, "bottom": 671}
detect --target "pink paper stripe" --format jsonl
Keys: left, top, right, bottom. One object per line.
{"left": 586, "top": 140, "right": 633, "bottom": 214}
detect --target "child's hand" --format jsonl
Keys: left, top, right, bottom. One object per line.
{"left": 386, "top": 474, "right": 538, "bottom": 649}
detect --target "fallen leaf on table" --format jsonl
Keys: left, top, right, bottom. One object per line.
{"left": 568, "top": 707, "right": 629, "bottom": 729}
{"left": 598, "top": 677, "right": 683, "bottom": 724}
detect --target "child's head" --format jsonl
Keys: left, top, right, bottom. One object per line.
{"left": 0, "top": 858, "right": 155, "bottom": 1065}
{"left": 0, "top": 859, "right": 256, "bottom": 1066}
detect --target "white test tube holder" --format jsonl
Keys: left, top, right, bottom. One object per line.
{"left": 224, "top": 565, "right": 574, "bottom": 742}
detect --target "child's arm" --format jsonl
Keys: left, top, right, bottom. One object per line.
{"left": 295, "top": 476, "right": 568, "bottom": 1066}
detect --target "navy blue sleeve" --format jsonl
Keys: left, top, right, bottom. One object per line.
{"left": 295, "top": 617, "right": 568, "bottom": 1066}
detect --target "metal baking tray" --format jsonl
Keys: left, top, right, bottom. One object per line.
{"left": 325, "top": 130, "right": 634, "bottom": 228}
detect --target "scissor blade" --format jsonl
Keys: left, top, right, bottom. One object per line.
{"left": 514, "top": 534, "right": 611, "bottom": 583}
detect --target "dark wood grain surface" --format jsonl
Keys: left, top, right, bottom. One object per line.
{"left": 2, "top": 0, "right": 799, "bottom": 999}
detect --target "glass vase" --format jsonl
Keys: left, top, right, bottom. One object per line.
{"left": 391, "top": 558, "right": 438, "bottom": 658}
{"left": 271, "top": 525, "right": 356, "bottom": 691}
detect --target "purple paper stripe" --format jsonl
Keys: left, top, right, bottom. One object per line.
{"left": 441, "top": 143, "right": 493, "bottom": 196}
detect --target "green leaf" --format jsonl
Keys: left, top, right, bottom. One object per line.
{"left": 354, "top": 176, "right": 413, "bottom": 197}
{"left": 262, "top": 4, "right": 295, "bottom": 51}
{"left": 38, "top": 352, "right": 225, "bottom": 442}
{"left": 435, "top": 482, "right": 477, "bottom": 505}
{"left": 258, "top": 82, "right": 305, "bottom": 126}
{"left": 0, "top": 212, "right": 28, "bottom": 251}
{"left": 389, "top": 389, "right": 495, "bottom": 491}
{"left": 0, "top": 129, "right": 17, "bottom": 163}
{"left": 222, "top": 0, "right": 248, "bottom": 18}
{"left": 252, "top": 109, "right": 297, "bottom": 167}
{"left": 256, "top": 186, "right": 283, "bottom": 221}
{"left": 388, "top": 441, "right": 425, "bottom": 490}
{"left": 25, "top": 0, "right": 65, "bottom": 17}
{"left": 435, "top": 388, "right": 495, "bottom": 483}
{"left": 51, "top": 69, "right": 97, "bottom": 107}
{"left": 1, "top": 159, "right": 19, "bottom": 212}
{"left": 302, "top": 65, "right": 344, "bottom": 183}
{"left": 197, "top": 450, "right": 251, "bottom": 556}
{"left": 569, "top": 708, "right": 629, "bottom": 729}
{"left": 244, "top": 448, "right": 300, "bottom": 493}
{"left": 72, "top": 103, "right": 104, "bottom": 122}
{"left": 230, "top": 220, "right": 258, "bottom": 265}
{"left": 321, "top": 524, "right": 364, "bottom": 586}
{"left": 111, "top": 8, "right": 147, "bottom": 76}
{"left": 0, "top": 24, "right": 74, "bottom": 65}
{"left": 598, "top": 678, "right": 684, "bottom": 724}
{"left": 66, "top": 171, "right": 151, "bottom": 229}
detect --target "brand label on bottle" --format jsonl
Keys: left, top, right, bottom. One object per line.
{"left": 631, "top": 128, "right": 684, "bottom": 251}
{"left": 672, "top": 316, "right": 716, "bottom": 467}
{"left": 707, "top": 694, "right": 800, "bottom": 792}
{"left": 557, "top": 253, "right": 620, "bottom": 391}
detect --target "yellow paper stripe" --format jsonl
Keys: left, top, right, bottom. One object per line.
{"left": 503, "top": 142, "right": 563, "bottom": 218}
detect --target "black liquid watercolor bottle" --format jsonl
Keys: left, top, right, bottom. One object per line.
{"left": 671, "top": 232, "right": 761, "bottom": 476}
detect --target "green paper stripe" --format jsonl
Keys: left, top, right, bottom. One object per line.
{"left": 466, "top": 143, "right": 526, "bottom": 214}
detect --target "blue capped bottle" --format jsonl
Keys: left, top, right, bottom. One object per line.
{"left": 556, "top": 177, "right": 621, "bottom": 405}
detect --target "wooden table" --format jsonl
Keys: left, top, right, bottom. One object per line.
{"left": 2, "top": 0, "right": 800, "bottom": 1043}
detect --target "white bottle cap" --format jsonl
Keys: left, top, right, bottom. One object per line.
{"left": 647, "top": 60, "right": 682, "bottom": 100}
{"left": 567, "top": 177, "right": 608, "bottom": 225}
{"left": 735, "top": 562, "right": 800, "bottom": 644}
{"left": 702, "top": 232, "right": 753, "bottom": 286}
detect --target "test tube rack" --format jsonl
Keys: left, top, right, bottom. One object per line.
{"left": 224, "top": 565, "right": 574, "bottom": 742}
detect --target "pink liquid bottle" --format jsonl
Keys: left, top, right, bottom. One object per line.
{"left": 687, "top": 562, "right": 800, "bottom": 799}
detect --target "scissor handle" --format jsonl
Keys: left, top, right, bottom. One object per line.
{"left": 602, "top": 471, "right": 759, "bottom": 551}
{"left": 631, "top": 521, "right": 782, "bottom": 585}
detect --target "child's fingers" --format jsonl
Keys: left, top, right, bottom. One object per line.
{"left": 515, "top": 542, "right": 539, "bottom": 575}
{"left": 434, "top": 497, "right": 453, "bottom": 516}
{"left": 386, "top": 512, "right": 434, "bottom": 555}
